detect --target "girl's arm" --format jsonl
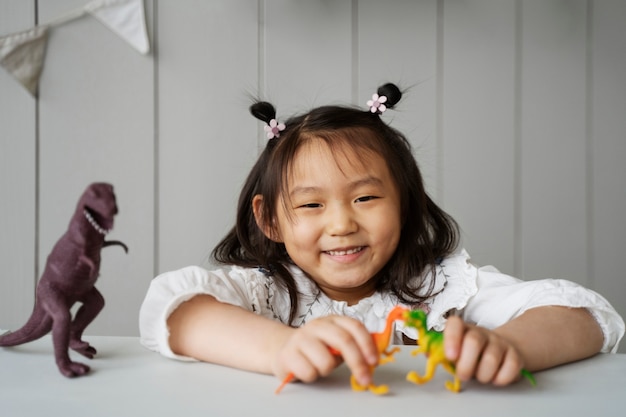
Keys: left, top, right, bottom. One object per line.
{"left": 167, "top": 294, "right": 378, "bottom": 385}
{"left": 167, "top": 294, "right": 292, "bottom": 373}
{"left": 493, "top": 306, "right": 603, "bottom": 369}
{"left": 444, "top": 306, "right": 603, "bottom": 385}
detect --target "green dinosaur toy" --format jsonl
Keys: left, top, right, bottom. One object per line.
{"left": 403, "top": 309, "right": 536, "bottom": 393}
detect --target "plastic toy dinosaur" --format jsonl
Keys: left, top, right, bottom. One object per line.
{"left": 403, "top": 309, "right": 536, "bottom": 392}
{"left": 0, "top": 182, "right": 127, "bottom": 377}
{"left": 275, "top": 305, "right": 409, "bottom": 395}
{"left": 403, "top": 309, "right": 462, "bottom": 392}
{"left": 349, "top": 305, "right": 408, "bottom": 394}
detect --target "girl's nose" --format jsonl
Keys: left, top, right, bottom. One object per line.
{"left": 325, "top": 204, "right": 358, "bottom": 236}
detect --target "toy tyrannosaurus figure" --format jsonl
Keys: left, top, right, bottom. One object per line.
{"left": 403, "top": 309, "right": 536, "bottom": 392}
{"left": 275, "top": 305, "right": 408, "bottom": 395}
{"left": 0, "top": 182, "right": 127, "bottom": 377}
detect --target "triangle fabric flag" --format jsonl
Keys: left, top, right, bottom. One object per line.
{"left": 85, "top": 0, "right": 150, "bottom": 54}
{"left": 0, "top": 25, "right": 49, "bottom": 96}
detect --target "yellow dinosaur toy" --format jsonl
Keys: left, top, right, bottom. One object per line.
{"left": 403, "top": 309, "right": 461, "bottom": 392}
{"left": 403, "top": 309, "right": 536, "bottom": 393}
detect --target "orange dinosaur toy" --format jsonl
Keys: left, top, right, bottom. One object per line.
{"left": 275, "top": 306, "right": 409, "bottom": 395}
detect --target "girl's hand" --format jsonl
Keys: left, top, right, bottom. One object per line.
{"left": 273, "top": 315, "right": 379, "bottom": 386}
{"left": 443, "top": 316, "right": 525, "bottom": 386}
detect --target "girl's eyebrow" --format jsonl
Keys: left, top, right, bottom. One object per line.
{"left": 289, "top": 176, "right": 384, "bottom": 198}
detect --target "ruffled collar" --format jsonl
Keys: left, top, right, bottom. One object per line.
{"left": 278, "top": 249, "right": 477, "bottom": 335}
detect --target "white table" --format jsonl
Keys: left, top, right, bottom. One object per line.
{"left": 1, "top": 336, "right": 625, "bottom": 416}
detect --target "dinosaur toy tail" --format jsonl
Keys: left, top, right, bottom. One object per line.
{"left": 520, "top": 368, "right": 536, "bottom": 387}
{"left": 0, "top": 306, "right": 52, "bottom": 347}
{"left": 275, "top": 347, "right": 342, "bottom": 394}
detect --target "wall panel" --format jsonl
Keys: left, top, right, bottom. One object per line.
{"left": 264, "top": 1, "right": 353, "bottom": 114}
{"left": 358, "top": 0, "right": 439, "bottom": 197}
{"left": 0, "top": 0, "right": 37, "bottom": 330}
{"left": 441, "top": 0, "right": 517, "bottom": 273}
{"left": 519, "top": 0, "right": 588, "bottom": 285}
{"left": 591, "top": 0, "right": 626, "bottom": 324}
{"left": 157, "top": 1, "right": 259, "bottom": 273}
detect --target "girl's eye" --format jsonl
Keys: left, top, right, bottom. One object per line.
{"left": 297, "top": 203, "right": 322, "bottom": 209}
{"left": 355, "top": 196, "right": 379, "bottom": 203}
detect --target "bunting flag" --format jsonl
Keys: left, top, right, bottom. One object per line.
{"left": 0, "top": 0, "right": 150, "bottom": 97}
{"left": 86, "top": 0, "right": 150, "bottom": 54}
{"left": 0, "top": 26, "right": 49, "bottom": 96}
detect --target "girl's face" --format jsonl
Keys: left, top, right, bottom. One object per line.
{"left": 269, "top": 139, "right": 402, "bottom": 304}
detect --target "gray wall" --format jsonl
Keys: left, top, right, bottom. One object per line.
{"left": 1, "top": 1, "right": 625, "bottom": 353}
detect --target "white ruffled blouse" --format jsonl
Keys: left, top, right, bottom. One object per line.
{"left": 139, "top": 249, "right": 624, "bottom": 360}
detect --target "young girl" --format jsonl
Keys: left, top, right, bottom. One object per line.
{"left": 140, "top": 83, "right": 624, "bottom": 389}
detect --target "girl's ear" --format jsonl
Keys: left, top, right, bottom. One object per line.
{"left": 252, "top": 194, "right": 282, "bottom": 242}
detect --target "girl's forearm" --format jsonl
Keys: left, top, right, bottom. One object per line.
{"left": 167, "top": 294, "right": 293, "bottom": 374}
{"left": 493, "top": 306, "right": 604, "bottom": 371}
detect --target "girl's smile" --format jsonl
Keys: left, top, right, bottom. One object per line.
{"left": 265, "top": 138, "right": 402, "bottom": 304}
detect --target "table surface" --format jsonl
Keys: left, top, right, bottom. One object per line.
{"left": 1, "top": 336, "right": 625, "bottom": 416}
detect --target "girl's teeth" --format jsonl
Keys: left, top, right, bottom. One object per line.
{"left": 328, "top": 247, "right": 362, "bottom": 256}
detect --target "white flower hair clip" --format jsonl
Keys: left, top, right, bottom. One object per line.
{"left": 367, "top": 93, "right": 388, "bottom": 114}
{"left": 264, "top": 118, "right": 286, "bottom": 139}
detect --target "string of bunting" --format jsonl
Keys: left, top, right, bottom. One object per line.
{"left": 0, "top": 0, "right": 150, "bottom": 97}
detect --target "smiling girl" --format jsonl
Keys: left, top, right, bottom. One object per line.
{"left": 139, "top": 83, "right": 624, "bottom": 389}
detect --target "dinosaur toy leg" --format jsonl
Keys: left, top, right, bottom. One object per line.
{"left": 406, "top": 356, "right": 438, "bottom": 385}
{"left": 441, "top": 362, "right": 461, "bottom": 393}
{"left": 350, "top": 372, "right": 390, "bottom": 395}
{"left": 69, "top": 287, "right": 104, "bottom": 358}
{"left": 349, "top": 347, "right": 402, "bottom": 395}
{"left": 41, "top": 286, "right": 90, "bottom": 377}
{"left": 379, "top": 347, "right": 401, "bottom": 365}
{"left": 406, "top": 355, "right": 461, "bottom": 393}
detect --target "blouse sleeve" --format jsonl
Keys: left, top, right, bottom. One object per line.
{"left": 138, "top": 265, "right": 276, "bottom": 360}
{"left": 462, "top": 265, "right": 625, "bottom": 353}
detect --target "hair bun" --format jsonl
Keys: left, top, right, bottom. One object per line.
{"left": 250, "top": 101, "right": 277, "bottom": 124}
{"left": 377, "top": 83, "right": 402, "bottom": 108}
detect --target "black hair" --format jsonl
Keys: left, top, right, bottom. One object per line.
{"left": 212, "top": 83, "right": 459, "bottom": 325}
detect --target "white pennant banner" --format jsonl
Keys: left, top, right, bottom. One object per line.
{"left": 0, "top": 0, "right": 150, "bottom": 97}
{"left": 86, "top": 0, "right": 150, "bottom": 55}
{"left": 0, "top": 26, "right": 49, "bottom": 96}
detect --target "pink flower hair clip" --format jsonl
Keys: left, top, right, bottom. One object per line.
{"left": 367, "top": 93, "right": 388, "bottom": 114}
{"left": 264, "top": 119, "right": 286, "bottom": 139}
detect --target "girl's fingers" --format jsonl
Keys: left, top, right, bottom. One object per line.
{"left": 295, "top": 340, "right": 339, "bottom": 381}
{"left": 454, "top": 327, "right": 488, "bottom": 381}
{"left": 492, "top": 348, "right": 524, "bottom": 386}
{"left": 443, "top": 317, "right": 526, "bottom": 386}
{"left": 279, "top": 316, "right": 375, "bottom": 385}
{"left": 324, "top": 317, "right": 376, "bottom": 386}
{"left": 474, "top": 340, "right": 506, "bottom": 384}
{"left": 332, "top": 316, "right": 379, "bottom": 365}
{"left": 443, "top": 316, "right": 465, "bottom": 361}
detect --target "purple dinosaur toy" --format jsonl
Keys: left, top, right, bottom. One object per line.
{"left": 0, "top": 182, "right": 127, "bottom": 377}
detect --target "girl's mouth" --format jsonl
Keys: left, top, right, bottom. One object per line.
{"left": 325, "top": 246, "right": 365, "bottom": 256}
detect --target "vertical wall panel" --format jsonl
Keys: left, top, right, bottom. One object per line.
{"left": 0, "top": 1, "right": 37, "bottom": 331}
{"left": 264, "top": 1, "right": 353, "bottom": 114}
{"left": 358, "top": 0, "right": 439, "bottom": 197}
{"left": 520, "top": 0, "right": 588, "bottom": 285}
{"left": 157, "top": 1, "right": 259, "bottom": 273}
{"left": 591, "top": 0, "right": 626, "bottom": 332}
{"left": 441, "top": 0, "right": 517, "bottom": 273}
{"left": 36, "top": 0, "right": 155, "bottom": 336}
